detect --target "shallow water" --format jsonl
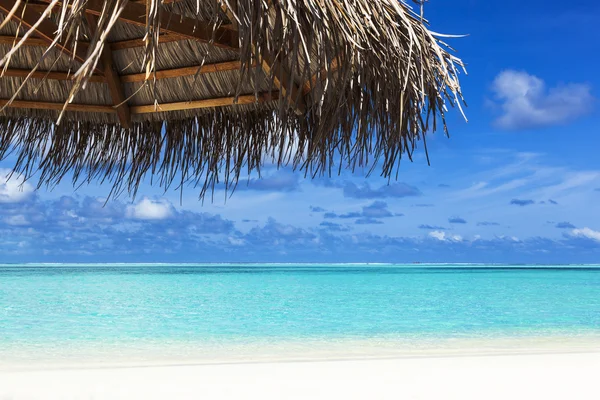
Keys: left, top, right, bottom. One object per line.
{"left": 1, "top": 264, "right": 599, "bottom": 365}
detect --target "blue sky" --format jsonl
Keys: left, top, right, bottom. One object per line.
{"left": 1, "top": 0, "right": 599, "bottom": 264}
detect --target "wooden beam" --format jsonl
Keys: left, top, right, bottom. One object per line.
{"left": 109, "top": 34, "right": 182, "bottom": 51}
{"left": 220, "top": 2, "right": 238, "bottom": 31}
{"left": 1, "top": 68, "right": 105, "bottom": 82}
{"left": 1, "top": 92, "right": 278, "bottom": 114}
{"left": 27, "top": 1, "right": 237, "bottom": 32}
{"left": 0, "top": 35, "right": 49, "bottom": 47}
{"left": 82, "top": 0, "right": 239, "bottom": 51}
{"left": 132, "top": 0, "right": 236, "bottom": 30}
{"left": 302, "top": 58, "right": 341, "bottom": 95}
{"left": 121, "top": 61, "right": 246, "bottom": 83}
{"left": 133, "top": 0, "right": 184, "bottom": 3}
{"left": 86, "top": 14, "right": 132, "bottom": 128}
{"left": 0, "top": 99, "right": 116, "bottom": 113}
{"left": 248, "top": 0, "right": 305, "bottom": 114}
{"left": 260, "top": 54, "right": 306, "bottom": 115}
{"left": 130, "top": 92, "right": 279, "bottom": 114}
{"left": 0, "top": 0, "right": 99, "bottom": 71}
{"left": 0, "top": 34, "right": 187, "bottom": 51}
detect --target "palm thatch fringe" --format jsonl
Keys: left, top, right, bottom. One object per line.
{"left": 0, "top": 0, "right": 466, "bottom": 198}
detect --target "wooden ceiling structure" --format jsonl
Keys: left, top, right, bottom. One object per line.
{"left": 0, "top": 0, "right": 316, "bottom": 128}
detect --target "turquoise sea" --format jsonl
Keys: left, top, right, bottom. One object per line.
{"left": 1, "top": 264, "right": 599, "bottom": 365}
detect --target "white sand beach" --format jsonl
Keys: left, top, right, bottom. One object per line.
{"left": 2, "top": 348, "right": 599, "bottom": 400}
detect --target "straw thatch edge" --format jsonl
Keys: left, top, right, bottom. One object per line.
{"left": 0, "top": 0, "right": 467, "bottom": 199}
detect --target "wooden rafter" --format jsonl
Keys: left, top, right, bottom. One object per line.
{"left": 132, "top": 0, "right": 184, "bottom": 3}
{"left": 1, "top": 68, "right": 104, "bottom": 82}
{"left": 133, "top": 0, "right": 237, "bottom": 30}
{"left": 0, "top": 0, "right": 101, "bottom": 72}
{"left": 302, "top": 58, "right": 341, "bottom": 95}
{"left": 80, "top": 0, "right": 239, "bottom": 51}
{"left": 86, "top": 14, "right": 131, "bottom": 128}
{"left": 239, "top": 0, "right": 305, "bottom": 115}
{"left": 225, "top": 1, "right": 307, "bottom": 114}
{"left": 1, "top": 61, "right": 251, "bottom": 84}
{"left": 0, "top": 35, "right": 49, "bottom": 46}
{"left": 0, "top": 99, "right": 116, "bottom": 113}
{"left": 1, "top": 92, "right": 279, "bottom": 114}
{"left": 220, "top": 2, "right": 238, "bottom": 30}
{"left": 130, "top": 92, "right": 279, "bottom": 114}
{"left": 260, "top": 53, "right": 306, "bottom": 115}
{"left": 109, "top": 34, "right": 183, "bottom": 51}
{"left": 1, "top": 34, "right": 184, "bottom": 51}
{"left": 120, "top": 61, "right": 247, "bottom": 83}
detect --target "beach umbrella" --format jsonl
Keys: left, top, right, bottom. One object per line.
{"left": 0, "top": 0, "right": 465, "bottom": 198}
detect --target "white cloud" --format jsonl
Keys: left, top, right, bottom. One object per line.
{"left": 429, "top": 231, "right": 446, "bottom": 241}
{"left": 0, "top": 169, "right": 34, "bottom": 203}
{"left": 571, "top": 227, "right": 600, "bottom": 242}
{"left": 4, "top": 215, "right": 29, "bottom": 226}
{"left": 491, "top": 70, "right": 593, "bottom": 130}
{"left": 126, "top": 198, "right": 173, "bottom": 220}
{"left": 429, "top": 231, "right": 463, "bottom": 242}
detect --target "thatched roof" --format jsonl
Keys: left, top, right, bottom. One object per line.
{"left": 0, "top": 0, "right": 465, "bottom": 197}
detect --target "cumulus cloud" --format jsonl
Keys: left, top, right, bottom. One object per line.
{"left": 126, "top": 198, "right": 173, "bottom": 220}
{"left": 310, "top": 206, "right": 327, "bottom": 212}
{"left": 0, "top": 169, "right": 34, "bottom": 203}
{"left": 0, "top": 194, "right": 236, "bottom": 260}
{"left": 571, "top": 227, "right": 600, "bottom": 242}
{"left": 491, "top": 70, "right": 594, "bottom": 130}
{"left": 3, "top": 194, "right": 600, "bottom": 263}
{"left": 361, "top": 201, "right": 394, "bottom": 218}
{"left": 448, "top": 216, "right": 467, "bottom": 224}
{"left": 429, "top": 231, "right": 463, "bottom": 242}
{"left": 555, "top": 222, "right": 576, "bottom": 229}
{"left": 510, "top": 199, "right": 535, "bottom": 206}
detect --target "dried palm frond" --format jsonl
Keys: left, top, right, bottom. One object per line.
{"left": 0, "top": 0, "right": 466, "bottom": 198}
